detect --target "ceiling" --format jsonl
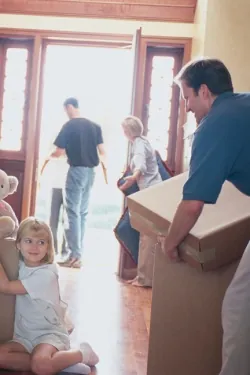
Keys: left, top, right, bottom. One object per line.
{"left": 0, "top": 0, "right": 197, "bottom": 23}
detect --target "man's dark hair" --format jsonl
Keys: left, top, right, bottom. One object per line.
{"left": 63, "top": 97, "right": 79, "bottom": 108}
{"left": 175, "top": 58, "right": 234, "bottom": 95}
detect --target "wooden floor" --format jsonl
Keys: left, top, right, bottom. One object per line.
{"left": 1, "top": 228, "right": 152, "bottom": 375}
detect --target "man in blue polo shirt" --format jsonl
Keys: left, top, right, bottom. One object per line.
{"left": 160, "top": 58, "right": 250, "bottom": 374}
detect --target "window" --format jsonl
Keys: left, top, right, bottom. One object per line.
{"left": 0, "top": 42, "right": 30, "bottom": 153}
{"left": 143, "top": 47, "right": 183, "bottom": 171}
{"left": 147, "top": 55, "right": 175, "bottom": 158}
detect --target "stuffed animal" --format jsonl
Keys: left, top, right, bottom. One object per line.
{"left": 0, "top": 169, "right": 19, "bottom": 239}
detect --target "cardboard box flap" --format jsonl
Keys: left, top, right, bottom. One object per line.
{"left": 128, "top": 172, "right": 250, "bottom": 239}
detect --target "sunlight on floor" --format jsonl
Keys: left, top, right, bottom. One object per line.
{"left": 59, "top": 228, "right": 151, "bottom": 375}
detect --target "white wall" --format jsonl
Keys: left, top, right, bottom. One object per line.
{"left": 204, "top": 0, "right": 250, "bottom": 92}
{"left": 191, "top": 0, "right": 208, "bottom": 58}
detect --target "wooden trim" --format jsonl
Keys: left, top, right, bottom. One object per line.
{"left": 0, "top": 28, "right": 132, "bottom": 43}
{"left": 134, "top": 38, "right": 147, "bottom": 121}
{"left": 167, "top": 51, "right": 183, "bottom": 171}
{"left": 29, "top": 40, "right": 47, "bottom": 216}
{"left": 118, "top": 27, "right": 141, "bottom": 279}
{"left": 21, "top": 35, "right": 42, "bottom": 220}
{"left": 137, "top": 36, "right": 192, "bottom": 174}
{"left": 43, "top": 38, "right": 131, "bottom": 49}
{"left": 0, "top": 151, "right": 25, "bottom": 161}
{"left": 136, "top": 36, "right": 192, "bottom": 122}
{"left": 0, "top": 1, "right": 197, "bottom": 23}
{"left": 174, "top": 38, "right": 192, "bottom": 174}
{"left": 0, "top": 44, "right": 6, "bottom": 142}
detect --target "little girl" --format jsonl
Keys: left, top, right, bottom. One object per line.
{"left": 0, "top": 217, "right": 99, "bottom": 375}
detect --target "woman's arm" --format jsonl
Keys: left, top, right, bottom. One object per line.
{"left": 0, "top": 263, "right": 27, "bottom": 295}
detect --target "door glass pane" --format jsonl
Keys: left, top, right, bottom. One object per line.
{"left": 0, "top": 48, "right": 28, "bottom": 151}
{"left": 147, "top": 56, "right": 175, "bottom": 159}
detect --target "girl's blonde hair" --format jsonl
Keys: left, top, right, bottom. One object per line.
{"left": 16, "top": 217, "right": 55, "bottom": 264}
{"left": 122, "top": 115, "right": 144, "bottom": 138}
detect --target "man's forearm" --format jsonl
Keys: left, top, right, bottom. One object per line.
{"left": 165, "top": 200, "right": 204, "bottom": 249}
{"left": 99, "top": 154, "right": 106, "bottom": 168}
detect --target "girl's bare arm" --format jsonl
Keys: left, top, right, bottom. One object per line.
{"left": 0, "top": 263, "right": 27, "bottom": 295}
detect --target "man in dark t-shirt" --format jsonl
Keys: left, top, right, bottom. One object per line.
{"left": 49, "top": 97, "right": 106, "bottom": 268}
{"left": 159, "top": 59, "right": 250, "bottom": 374}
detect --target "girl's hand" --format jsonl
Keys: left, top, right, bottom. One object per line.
{"left": 119, "top": 175, "right": 136, "bottom": 191}
{"left": 0, "top": 263, "right": 8, "bottom": 292}
{"left": 0, "top": 263, "right": 26, "bottom": 295}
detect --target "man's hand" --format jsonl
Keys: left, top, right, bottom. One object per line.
{"left": 157, "top": 235, "right": 180, "bottom": 261}
{"left": 157, "top": 200, "right": 204, "bottom": 262}
{"left": 40, "top": 158, "right": 49, "bottom": 175}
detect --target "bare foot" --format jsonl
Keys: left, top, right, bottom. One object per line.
{"left": 125, "top": 276, "right": 138, "bottom": 284}
{"left": 132, "top": 279, "right": 151, "bottom": 288}
{"left": 57, "top": 258, "right": 74, "bottom": 267}
{"left": 71, "top": 259, "right": 82, "bottom": 268}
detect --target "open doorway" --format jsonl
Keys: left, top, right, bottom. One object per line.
{"left": 35, "top": 43, "right": 133, "bottom": 272}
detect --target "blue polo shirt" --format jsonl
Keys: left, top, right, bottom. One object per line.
{"left": 183, "top": 92, "right": 250, "bottom": 204}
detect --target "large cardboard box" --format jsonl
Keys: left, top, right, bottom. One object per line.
{"left": 147, "top": 248, "right": 238, "bottom": 375}
{"left": 0, "top": 239, "right": 19, "bottom": 343}
{"left": 128, "top": 172, "right": 250, "bottom": 271}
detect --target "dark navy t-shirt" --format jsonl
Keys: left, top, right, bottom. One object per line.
{"left": 183, "top": 92, "right": 250, "bottom": 204}
{"left": 54, "top": 118, "right": 103, "bottom": 168}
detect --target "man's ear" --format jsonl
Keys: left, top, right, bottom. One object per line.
{"left": 199, "top": 84, "right": 210, "bottom": 99}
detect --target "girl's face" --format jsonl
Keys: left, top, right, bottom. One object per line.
{"left": 17, "top": 230, "right": 49, "bottom": 267}
{"left": 122, "top": 125, "right": 133, "bottom": 141}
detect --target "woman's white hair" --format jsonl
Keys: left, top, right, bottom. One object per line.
{"left": 122, "top": 115, "right": 144, "bottom": 138}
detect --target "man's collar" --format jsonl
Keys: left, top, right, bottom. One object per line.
{"left": 211, "top": 91, "right": 234, "bottom": 109}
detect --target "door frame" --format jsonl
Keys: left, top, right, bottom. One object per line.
{"left": 117, "top": 34, "right": 192, "bottom": 279}
{"left": 29, "top": 35, "right": 134, "bottom": 216}
{"left": 0, "top": 28, "right": 133, "bottom": 221}
{"left": 0, "top": 28, "right": 191, "bottom": 233}
{"left": 136, "top": 36, "right": 192, "bottom": 174}
{"left": 0, "top": 38, "right": 34, "bottom": 220}
{"left": 117, "top": 27, "right": 142, "bottom": 280}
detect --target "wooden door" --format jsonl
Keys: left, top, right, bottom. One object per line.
{"left": 0, "top": 39, "right": 32, "bottom": 221}
{"left": 117, "top": 28, "right": 142, "bottom": 280}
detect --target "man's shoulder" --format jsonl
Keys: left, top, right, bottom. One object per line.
{"left": 87, "top": 118, "right": 102, "bottom": 130}
{"left": 71, "top": 117, "right": 102, "bottom": 129}
{"left": 213, "top": 92, "right": 250, "bottom": 115}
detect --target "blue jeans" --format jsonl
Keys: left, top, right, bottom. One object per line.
{"left": 49, "top": 188, "right": 66, "bottom": 255}
{"left": 63, "top": 166, "right": 95, "bottom": 260}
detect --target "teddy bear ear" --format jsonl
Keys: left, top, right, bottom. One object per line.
{"left": 8, "top": 176, "right": 19, "bottom": 195}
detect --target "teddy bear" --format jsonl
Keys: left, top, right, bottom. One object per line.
{"left": 0, "top": 169, "right": 19, "bottom": 239}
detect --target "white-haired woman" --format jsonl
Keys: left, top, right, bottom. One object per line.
{"left": 120, "top": 115, "right": 162, "bottom": 287}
